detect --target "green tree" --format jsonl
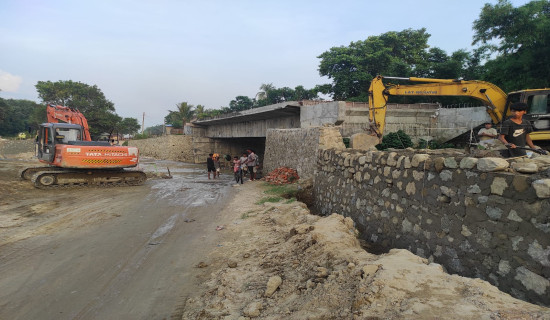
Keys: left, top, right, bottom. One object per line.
{"left": 293, "top": 85, "right": 319, "bottom": 100}
{"left": 317, "top": 28, "right": 431, "bottom": 100}
{"left": 255, "top": 83, "right": 275, "bottom": 107}
{"left": 258, "top": 83, "right": 275, "bottom": 98}
{"left": 0, "top": 98, "right": 9, "bottom": 135}
{"left": 414, "top": 48, "right": 483, "bottom": 80}
{"left": 35, "top": 80, "right": 119, "bottom": 138}
{"left": 254, "top": 84, "right": 320, "bottom": 107}
{"left": 196, "top": 105, "right": 215, "bottom": 120}
{"left": 117, "top": 117, "right": 141, "bottom": 135}
{"left": 165, "top": 102, "right": 195, "bottom": 128}
{"left": 28, "top": 104, "right": 48, "bottom": 131}
{"left": 35, "top": 80, "right": 115, "bottom": 114}
{"left": 195, "top": 105, "right": 206, "bottom": 119}
{"left": 145, "top": 125, "right": 164, "bottom": 136}
{"left": 177, "top": 102, "right": 195, "bottom": 124}
{"left": 164, "top": 111, "right": 183, "bottom": 128}
{"left": 473, "top": 0, "right": 550, "bottom": 91}
{"left": 229, "top": 96, "right": 254, "bottom": 111}
{"left": 0, "top": 98, "right": 41, "bottom": 136}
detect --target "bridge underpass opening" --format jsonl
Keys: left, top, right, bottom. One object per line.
{"left": 213, "top": 136, "right": 266, "bottom": 165}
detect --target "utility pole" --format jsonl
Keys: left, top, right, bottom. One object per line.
{"left": 141, "top": 112, "right": 145, "bottom": 134}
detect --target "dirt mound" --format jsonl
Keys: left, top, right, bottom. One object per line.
{"left": 181, "top": 183, "right": 549, "bottom": 319}
{"left": 0, "top": 139, "right": 35, "bottom": 160}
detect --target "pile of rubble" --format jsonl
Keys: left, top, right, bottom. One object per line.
{"left": 263, "top": 167, "right": 300, "bottom": 184}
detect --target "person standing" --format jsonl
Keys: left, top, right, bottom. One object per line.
{"left": 246, "top": 149, "right": 258, "bottom": 181}
{"left": 213, "top": 155, "right": 221, "bottom": 178}
{"left": 477, "top": 122, "right": 498, "bottom": 148}
{"left": 239, "top": 152, "right": 249, "bottom": 181}
{"left": 498, "top": 102, "right": 538, "bottom": 157}
{"left": 233, "top": 156, "right": 242, "bottom": 184}
{"left": 206, "top": 153, "right": 215, "bottom": 179}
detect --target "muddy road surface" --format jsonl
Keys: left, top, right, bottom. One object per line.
{"left": 0, "top": 158, "right": 235, "bottom": 320}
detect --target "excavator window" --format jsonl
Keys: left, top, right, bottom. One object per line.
{"left": 527, "top": 94, "right": 550, "bottom": 114}
{"left": 54, "top": 127, "right": 81, "bottom": 144}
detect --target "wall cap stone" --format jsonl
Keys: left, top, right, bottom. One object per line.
{"left": 477, "top": 158, "right": 510, "bottom": 172}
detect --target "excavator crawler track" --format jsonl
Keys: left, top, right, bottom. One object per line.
{"left": 30, "top": 170, "right": 147, "bottom": 189}
{"left": 21, "top": 166, "right": 60, "bottom": 180}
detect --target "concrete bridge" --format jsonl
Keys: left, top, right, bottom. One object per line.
{"left": 193, "top": 100, "right": 489, "bottom": 140}
{"left": 190, "top": 101, "right": 490, "bottom": 162}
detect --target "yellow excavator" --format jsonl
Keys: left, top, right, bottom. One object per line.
{"left": 367, "top": 75, "right": 550, "bottom": 144}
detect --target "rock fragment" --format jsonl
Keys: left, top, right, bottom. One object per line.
{"left": 264, "top": 275, "right": 283, "bottom": 297}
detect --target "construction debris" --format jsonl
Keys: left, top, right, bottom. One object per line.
{"left": 263, "top": 167, "right": 300, "bottom": 184}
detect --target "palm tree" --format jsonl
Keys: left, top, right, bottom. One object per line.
{"left": 176, "top": 102, "right": 195, "bottom": 125}
{"left": 195, "top": 104, "right": 204, "bottom": 115}
{"left": 257, "top": 83, "right": 275, "bottom": 100}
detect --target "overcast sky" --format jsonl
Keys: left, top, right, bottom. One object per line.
{"left": 0, "top": 0, "right": 531, "bottom": 127}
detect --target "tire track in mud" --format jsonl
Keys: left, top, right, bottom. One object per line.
{"left": 0, "top": 159, "right": 236, "bottom": 319}
{"left": 72, "top": 163, "right": 235, "bottom": 319}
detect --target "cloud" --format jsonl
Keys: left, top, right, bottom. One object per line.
{"left": 0, "top": 70, "right": 23, "bottom": 92}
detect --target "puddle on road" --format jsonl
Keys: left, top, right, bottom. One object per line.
{"left": 138, "top": 160, "right": 235, "bottom": 207}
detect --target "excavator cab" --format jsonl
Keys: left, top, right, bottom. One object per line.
{"left": 36, "top": 123, "right": 83, "bottom": 163}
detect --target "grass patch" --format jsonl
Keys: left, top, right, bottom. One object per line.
{"left": 285, "top": 198, "right": 297, "bottom": 204}
{"left": 256, "top": 196, "right": 284, "bottom": 205}
{"left": 262, "top": 183, "right": 298, "bottom": 199}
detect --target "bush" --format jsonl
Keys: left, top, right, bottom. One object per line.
{"left": 132, "top": 133, "right": 149, "bottom": 140}
{"left": 376, "top": 130, "right": 413, "bottom": 150}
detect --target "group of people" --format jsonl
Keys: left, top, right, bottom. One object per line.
{"left": 232, "top": 149, "right": 259, "bottom": 184}
{"left": 478, "top": 102, "right": 544, "bottom": 157}
{"left": 206, "top": 150, "right": 259, "bottom": 183}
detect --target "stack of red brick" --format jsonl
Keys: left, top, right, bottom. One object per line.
{"left": 263, "top": 167, "right": 300, "bottom": 184}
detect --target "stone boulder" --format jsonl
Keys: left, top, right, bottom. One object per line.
{"left": 350, "top": 133, "right": 379, "bottom": 150}
{"left": 477, "top": 158, "right": 510, "bottom": 172}
{"left": 512, "top": 162, "right": 539, "bottom": 173}
{"left": 532, "top": 179, "right": 550, "bottom": 198}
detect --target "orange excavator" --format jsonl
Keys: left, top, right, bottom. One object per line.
{"left": 21, "top": 104, "right": 146, "bottom": 188}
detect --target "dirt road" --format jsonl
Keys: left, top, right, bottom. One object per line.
{"left": 0, "top": 158, "right": 235, "bottom": 320}
{"left": 1, "top": 140, "right": 549, "bottom": 319}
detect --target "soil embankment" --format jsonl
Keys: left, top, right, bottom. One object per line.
{"left": 181, "top": 181, "right": 550, "bottom": 319}
{"left": 0, "top": 138, "right": 35, "bottom": 160}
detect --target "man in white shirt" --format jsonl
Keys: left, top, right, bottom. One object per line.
{"left": 478, "top": 122, "right": 498, "bottom": 148}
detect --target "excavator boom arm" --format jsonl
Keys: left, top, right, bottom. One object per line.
{"left": 368, "top": 76, "right": 509, "bottom": 139}
{"left": 46, "top": 104, "right": 92, "bottom": 141}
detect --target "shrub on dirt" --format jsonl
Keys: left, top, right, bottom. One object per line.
{"left": 376, "top": 130, "right": 413, "bottom": 150}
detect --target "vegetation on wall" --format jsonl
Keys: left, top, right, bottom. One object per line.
{"left": 375, "top": 130, "right": 414, "bottom": 150}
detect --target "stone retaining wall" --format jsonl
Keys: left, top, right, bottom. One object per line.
{"left": 314, "top": 148, "right": 550, "bottom": 306}
{"left": 264, "top": 127, "right": 345, "bottom": 180}
{"left": 128, "top": 135, "right": 194, "bottom": 162}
